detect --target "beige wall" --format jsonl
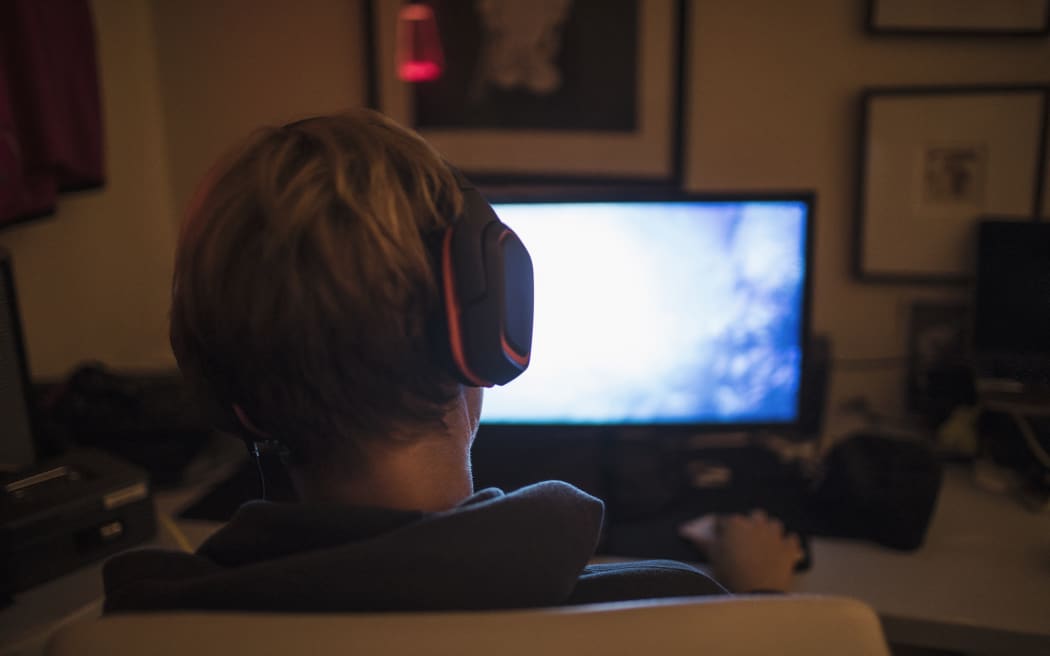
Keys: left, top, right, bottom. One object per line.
{"left": 3, "top": 0, "right": 1049, "bottom": 418}
{"left": 0, "top": 0, "right": 178, "bottom": 379}
{"left": 150, "top": 0, "right": 367, "bottom": 219}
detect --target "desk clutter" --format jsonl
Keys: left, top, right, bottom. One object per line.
{"left": 0, "top": 448, "right": 155, "bottom": 604}
{"left": 597, "top": 433, "right": 942, "bottom": 566}
{"left": 0, "top": 364, "right": 214, "bottom": 603}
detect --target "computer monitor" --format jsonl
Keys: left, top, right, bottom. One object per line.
{"left": 0, "top": 250, "right": 38, "bottom": 471}
{"left": 974, "top": 220, "right": 1050, "bottom": 388}
{"left": 479, "top": 193, "right": 814, "bottom": 434}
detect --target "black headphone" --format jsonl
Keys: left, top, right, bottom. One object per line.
{"left": 438, "top": 170, "right": 534, "bottom": 387}
{"left": 276, "top": 118, "right": 534, "bottom": 385}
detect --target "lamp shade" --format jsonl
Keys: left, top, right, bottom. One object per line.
{"left": 396, "top": 4, "right": 444, "bottom": 82}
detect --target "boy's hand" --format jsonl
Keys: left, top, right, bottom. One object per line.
{"left": 678, "top": 510, "right": 804, "bottom": 593}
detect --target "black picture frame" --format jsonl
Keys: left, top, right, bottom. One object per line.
{"left": 364, "top": 0, "right": 687, "bottom": 187}
{"left": 866, "top": 0, "right": 1050, "bottom": 37}
{"left": 854, "top": 85, "right": 1049, "bottom": 285}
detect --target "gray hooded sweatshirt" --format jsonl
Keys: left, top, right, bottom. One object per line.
{"left": 103, "top": 480, "right": 725, "bottom": 613}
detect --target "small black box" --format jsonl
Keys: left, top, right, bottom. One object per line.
{"left": 0, "top": 448, "right": 156, "bottom": 595}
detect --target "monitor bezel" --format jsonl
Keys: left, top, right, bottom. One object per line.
{"left": 477, "top": 190, "right": 818, "bottom": 438}
{"left": 0, "top": 249, "right": 41, "bottom": 468}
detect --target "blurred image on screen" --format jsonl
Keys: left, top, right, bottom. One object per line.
{"left": 481, "top": 200, "right": 809, "bottom": 426}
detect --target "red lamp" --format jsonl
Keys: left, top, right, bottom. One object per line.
{"left": 396, "top": 4, "right": 444, "bottom": 82}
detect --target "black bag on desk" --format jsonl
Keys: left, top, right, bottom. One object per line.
{"left": 43, "top": 364, "right": 212, "bottom": 488}
{"left": 807, "top": 433, "right": 942, "bottom": 550}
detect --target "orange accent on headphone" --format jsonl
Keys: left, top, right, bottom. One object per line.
{"left": 442, "top": 227, "right": 492, "bottom": 387}
{"left": 501, "top": 332, "right": 531, "bottom": 368}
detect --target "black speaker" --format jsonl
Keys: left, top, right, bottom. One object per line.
{"left": 0, "top": 250, "right": 37, "bottom": 471}
{"left": 807, "top": 433, "right": 942, "bottom": 550}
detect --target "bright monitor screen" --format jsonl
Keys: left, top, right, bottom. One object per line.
{"left": 480, "top": 197, "right": 812, "bottom": 427}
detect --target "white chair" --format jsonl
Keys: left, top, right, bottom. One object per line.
{"left": 47, "top": 595, "right": 890, "bottom": 656}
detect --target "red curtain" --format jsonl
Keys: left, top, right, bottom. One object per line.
{"left": 0, "top": 0, "right": 104, "bottom": 226}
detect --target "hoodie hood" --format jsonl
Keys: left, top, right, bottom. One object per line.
{"left": 104, "top": 481, "right": 604, "bottom": 613}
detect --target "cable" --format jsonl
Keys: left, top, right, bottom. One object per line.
{"left": 157, "top": 512, "right": 193, "bottom": 553}
{"left": 251, "top": 442, "right": 268, "bottom": 501}
{"left": 979, "top": 397, "right": 1050, "bottom": 469}
{"left": 1006, "top": 410, "right": 1050, "bottom": 470}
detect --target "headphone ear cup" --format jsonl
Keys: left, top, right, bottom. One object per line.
{"left": 439, "top": 203, "right": 533, "bottom": 387}
{"left": 490, "top": 228, "right": 533, "bottom": 372}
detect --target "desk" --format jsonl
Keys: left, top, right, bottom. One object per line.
{"left": 797, "top": 466, "right": 1050, "bottom": 655}
{"left": 3, "top": 464, "right": 1048, "bottom": 656}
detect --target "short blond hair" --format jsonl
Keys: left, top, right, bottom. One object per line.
{"left": 171, "top": 109, "right": 464, "bottom": 464}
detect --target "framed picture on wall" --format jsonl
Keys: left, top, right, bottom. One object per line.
{"left": 365, "top": 0, "right": 686, "bottom": 186}
{"left": 854, "top": 85, "right": 1049, "bottom": 284}
{"left": 867, "top": 0, "right": 1050, "bottom": 36}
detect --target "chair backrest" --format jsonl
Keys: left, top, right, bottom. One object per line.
{"left": 47, "top": 595, "right": 890, "bottom": 656}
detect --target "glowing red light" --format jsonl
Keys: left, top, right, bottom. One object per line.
{"left": 396, "top": 3, "right": 444, "bottom": 83}
{"left": 399, "top": 61, "right": 443, "bottom": 83}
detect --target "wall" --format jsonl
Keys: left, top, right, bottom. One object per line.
{"left": 3, "top": 0, "right": 1049, "bottom": 419}
{"left": 0, "top": 0, "right": 178, "bottom": 379}
{"left": 150, "top": 0, "right": 367, "bottom": 223}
